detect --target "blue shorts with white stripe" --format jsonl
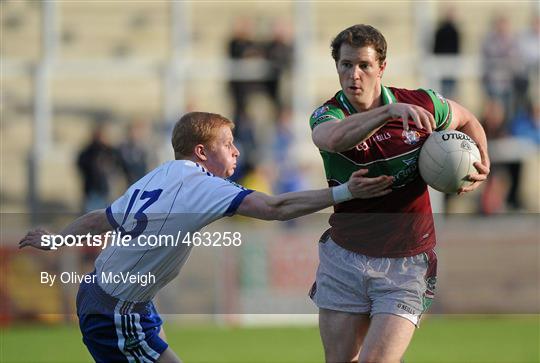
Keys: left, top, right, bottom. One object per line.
{"left": 76, "top": 273, "right": 168, "bottom": 363}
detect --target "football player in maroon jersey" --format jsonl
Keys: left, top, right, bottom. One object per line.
{"left": 308, "top": 24, "right": 490, "bottom": 362}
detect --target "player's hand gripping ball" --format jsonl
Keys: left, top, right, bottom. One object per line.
{"left": 419, "top": 130, "right": 481, "bottom": 194}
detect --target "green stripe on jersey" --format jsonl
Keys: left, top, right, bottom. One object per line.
{"left": 336, "top": 91, "right": 356, "bottom": 114}
{"left": 322, "top": 148, "right": 422, "bottom": 188}
{"left": 381, "top": 85, "right": 397, "bottom": 105}
{"left": 310, "top": 85, "right": 396, "bottom": 130}
{"left": 420, "top": 88, "right": 452, "bottom": 130}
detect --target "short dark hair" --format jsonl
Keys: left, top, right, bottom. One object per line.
{"left": 331, "top": 24, "right": 387, "bottom": 64}
{"left": 171, "top": 112, "right": 234, "bottom": 159}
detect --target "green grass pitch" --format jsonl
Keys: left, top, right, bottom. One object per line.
{"left": 1, "top": 315, "right": 538, "bottom": 362}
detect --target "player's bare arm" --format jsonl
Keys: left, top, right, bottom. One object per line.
{"left": 447, "top": 99, "right": 490, "bottom": 194}
{"left": 236, "top": 169, "right": 393, "bottom": 220}
{"left": 19, "top": 209, "right": 111, "bottom": 250}
{"left": 312, "top": 103, "right": 435, "bottom": 153}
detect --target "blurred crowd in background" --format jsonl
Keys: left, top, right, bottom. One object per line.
{"left": 432, "top": 10, "right": 539, "bottom": 213}
{"left": 73, "top": 12, "right": 539, "bottom": 216}
{"left": 73, "top": 16, "right": 306, "bottom": 215}
{"left": 1, "top": 2, "right": 539, "bottom": 216}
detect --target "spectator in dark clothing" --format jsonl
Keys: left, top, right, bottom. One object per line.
{"left": 481, "top": 15, "right": 517, "bottom": 120}
{"left": 264, "top": 21, "right": 293, "bottom": 116}
{"left": 433, "top": 8, "right": 461, "bottom": 99}
{"left": 77, "top": 123, "right": 122, "bottom": 212}
{"left": 119, "top": 121, "right": 152, "bottom": 185}
{"left": 479, "top": 98, "right": 527, "bottom": 213}
{"left": 227, "top": 18, "right": 262, "bottom": 125}
{"left": 514, "top": 15, "right": 540, "bottom": 114}
{"left": 227, "top": 18, "right": 262, "bottom": 182}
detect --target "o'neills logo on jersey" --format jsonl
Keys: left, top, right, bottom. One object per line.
{"left": 393, "top": 155, "right": 419, "bottom": 187}
{"left": 397, "top": 303, "right": 417, "bottom": 314}
{"left": 442, "top": 132, "right": 475, "bottom": 143}
{"left": 402, "top": 130, "right": 420, "bottom": 145}
{"left": 373, "top": 132, "right": 391, "bottom": 142}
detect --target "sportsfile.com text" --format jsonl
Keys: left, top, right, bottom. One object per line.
{"left": 40, "top": 231, "right": 243, "bottom": 250}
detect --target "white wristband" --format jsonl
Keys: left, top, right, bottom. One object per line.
{"left": 331, "top": 182, "right": 353, "bottom": 204}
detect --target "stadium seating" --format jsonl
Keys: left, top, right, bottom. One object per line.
{"left": 1, "top": 1, "right": 535, "bottom": 211}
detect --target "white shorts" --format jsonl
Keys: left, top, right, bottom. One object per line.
{"left": 309, "top": 235, "right": 437, "bottom": 327}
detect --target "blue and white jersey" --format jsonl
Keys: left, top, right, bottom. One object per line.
{"left": 95, "top": 160, "right": 252, "bottom": 302}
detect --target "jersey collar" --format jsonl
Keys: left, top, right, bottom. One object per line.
{"left": 381, "top": 85, "right": 397, "bottom": 105}
{"left": 336, "top": 91, "right": 356, "bottom": 114}
{"left": 337, "top": 85, "right": 396, "bottom": 114}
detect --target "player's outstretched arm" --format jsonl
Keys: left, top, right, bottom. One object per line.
{"left": 19, "top": 209, "right": 112, "bottom": 250}
{"left": 312, "top": 103, "right": 435, "bottom": 152}
{"left": 446, "top": 100, "right": 490, "bottom": 194}
{"left": 236, "top": 169, "right": 393, "bottom": 221}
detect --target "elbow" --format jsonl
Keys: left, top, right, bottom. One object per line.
{"left": 85, "top": 210, "right": 102, "bottom": 228}
{"left": 328, "top": 128, "right": 347, "bottom": 152}
{"left": 266, "top": 205, "right": 289, "bottom": 221}
{"left": 314, "top": 127, "right": 344, "bottom": 153}
{"left": 89, "top": 209, "right": 112, "bottom": 233}
{"left": 264, "top": 201, "right": 290, "bottom": 221}
{"left": 324, "top": 131, "right": 347, "bottom": 153}
{"left": 325, "top": 140, "right": 340, "bottom": 153}
{"left": 274, "top": 209, "right": 290, "bottom": 221}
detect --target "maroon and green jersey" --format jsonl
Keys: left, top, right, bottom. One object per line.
{"left": 309, "top": 85, "right": 452, "bottom": 258}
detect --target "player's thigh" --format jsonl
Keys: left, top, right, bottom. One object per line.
{"left": 156, "top": 327, "right": 182, "bottom": 363}
{"left": 358, "top": 313, "right": 416, "bottom": 363}
{"left": 157, "top": 347, "right": 182, "bottom": 363}
{"left": 319, "top": 308, "right": 371, "bottom": 363}
{"left": 158, "top": 326, "right": 167, "bottom": 341}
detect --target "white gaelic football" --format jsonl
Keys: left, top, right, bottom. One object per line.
{"left": 418, "top": 130, "right": 481, "bottom": 194}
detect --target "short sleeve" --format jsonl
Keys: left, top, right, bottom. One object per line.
{"left": 208, "top": 178, "right": 253, "bottom": 217}
{"left": 420, "top": 88, "right": 452, "bottom": 130}
{"left": 182, "top": 169, "right": 254, "bottom": 217}
{"left": 309, "top": 104, "right": 345, "bottom": 130}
